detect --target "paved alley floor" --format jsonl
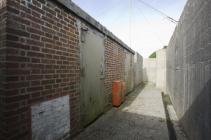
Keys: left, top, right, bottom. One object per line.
{"left": 73, "top": 83, "right": 170, "bottom": 140}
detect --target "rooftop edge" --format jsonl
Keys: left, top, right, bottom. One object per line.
{"left": 55, "top": 0, "right": 135, "bottom": 54}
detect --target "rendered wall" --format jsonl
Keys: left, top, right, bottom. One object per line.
{"left": 156, "top": 49, "right": 166, "bottom": 92}
{"left": 134, "top": 52, "right": 143, "bottom": 87}
{"left": 143, "top": 58, "right": 156, "bottom": 84}
{"left": 167, "top": 0, "right": 211, "bottom": 140}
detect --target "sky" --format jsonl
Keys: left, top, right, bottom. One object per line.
{"left": 72, "top": 0, "right": 187, "bottom": 58}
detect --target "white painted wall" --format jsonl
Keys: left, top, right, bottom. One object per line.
{"left": 156, "top": 49, "right": 166, "bottom": 92}
{"left": 143, "top": 49, "right": 166, "bottom": 92}
{"left": 143, "top": 58, "right": 157, "bottom": 84}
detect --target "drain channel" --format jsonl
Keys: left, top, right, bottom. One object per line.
{"left": 161, "top": 92, "right": 177, "bottom": 140}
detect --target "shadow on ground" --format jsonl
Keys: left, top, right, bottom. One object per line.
{"left": 73, "top": 83, "right": 169, "bottom": 140}
{"left": 179, "top": 79, "right": 211, "bottom": 140}
{"left": 73, "top": 109, "right": 168, "bottom": 140}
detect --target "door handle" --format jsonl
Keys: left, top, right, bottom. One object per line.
{"left": 81, "top": 67, "right": 85, "bottom": 77}
{"left": 100, "top": 63, "right": 105, "bottom": 79}
{"left": 100, "top": 64, "right": 104, "bottom": 75}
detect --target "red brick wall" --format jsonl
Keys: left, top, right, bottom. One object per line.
{"left": 0, "top": 0, "right": 136, "bottom": 139}
{"left": 0, "top": 0, "right": 7, "bottom": 139}
{"left": 104, "top": 37, "right": 126, "bottom": 110}
{"left": 2, "top": 0, "right": 80, "bottom": 139}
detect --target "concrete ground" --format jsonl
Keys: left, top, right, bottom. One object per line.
{"left": 73, "top": 83, "right": 187, "bottom": 140}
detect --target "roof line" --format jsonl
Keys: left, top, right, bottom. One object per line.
{"left": 55, "top": 0, "right": 135, "bottom": 54}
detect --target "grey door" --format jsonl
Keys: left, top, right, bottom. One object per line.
{"left": 125, "top": 52, "right": 134, "bottom": 94}
{"left": 80, "top": 28, "right": 105, "bottom": 126}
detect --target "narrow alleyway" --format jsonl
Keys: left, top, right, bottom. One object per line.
{"left": 74, "top": 84, "right": 172, "bottom": 140}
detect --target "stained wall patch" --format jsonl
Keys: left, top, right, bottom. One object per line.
{"left": 31, "top": 96, "right": 70, "bottom": 140}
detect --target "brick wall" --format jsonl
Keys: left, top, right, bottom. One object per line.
{"left": 104, "top": 37, "right": 126, "bottom": 110}
{"left": 0, "top": 0, "right": 7, "bottom": 139}
{"left": 2, "top": 0, "right": 80, "bottom": 139}
{"left": 0, "top": 0, "right": 138, "bottom": 139}
{"left": 167, "top": 0, "right": 211, "bottom": 139}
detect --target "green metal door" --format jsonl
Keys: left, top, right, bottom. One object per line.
{"left": 80, "top": 27, "right": 105, "bottom": 126}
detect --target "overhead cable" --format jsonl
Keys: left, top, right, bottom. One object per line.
{"left": 136, "top": 0, "right": 178, "bottom": 24}
{"left": 96, "top": 0, "right": 123, "bottom": 18}
{"left": 135, "top": 5, "right": 165, "bottom": 46}
{"left": 129, "top": 0, "right": 133, "bottom": 47}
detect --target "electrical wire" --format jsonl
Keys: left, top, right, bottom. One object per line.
{"left": 108, "top": 2, "right": 128, "bottom": 26}
{"left": 129, "top": 0, "right": 133, "bottom": 47}
{"left": 135, "top": 4, "right": 165, "bottom": 46}
{"left": 98, "top": 1, "right": 129, "bottom": 42}
{"left": 95, "top": 0, "right": 123, "bottom": 18}
{"left": 136, "top": 0, "right": 178, "bottom": 24}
